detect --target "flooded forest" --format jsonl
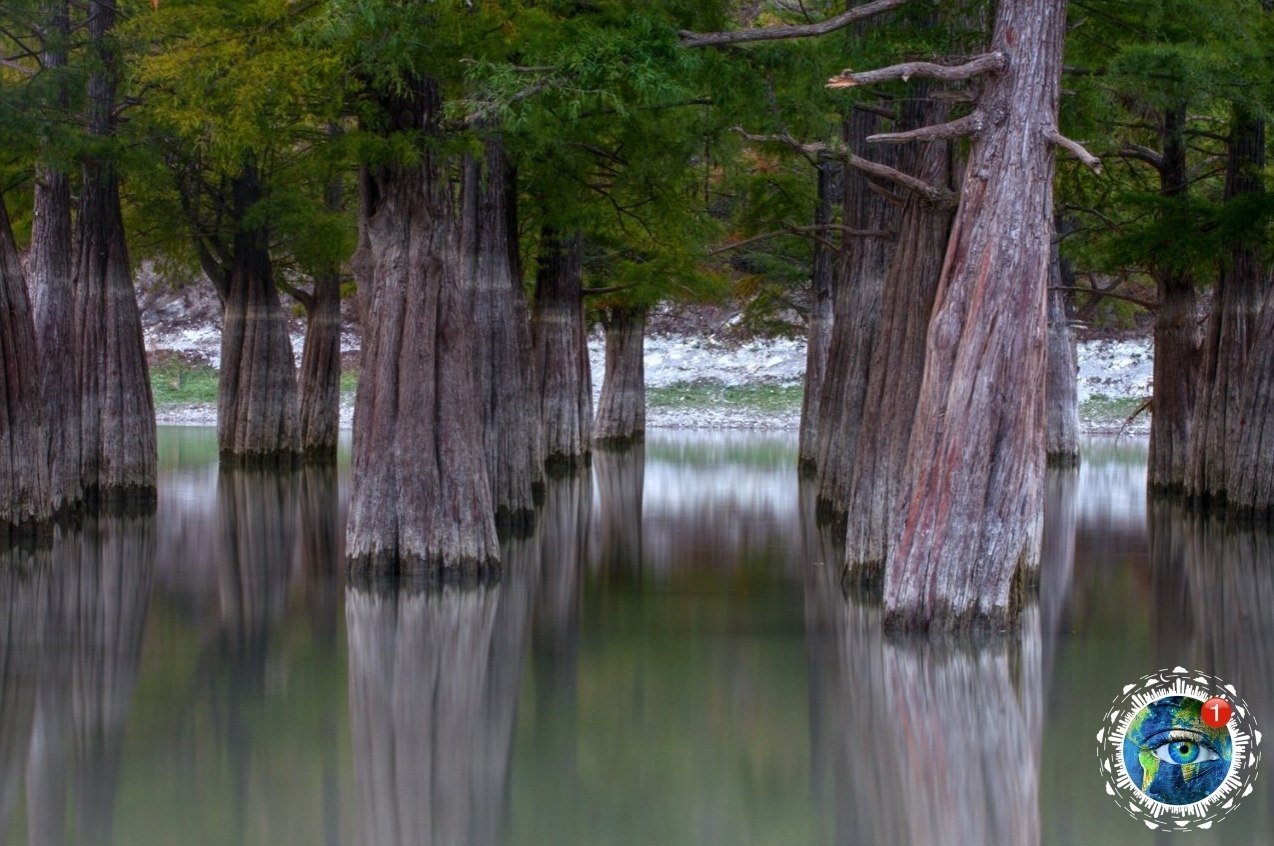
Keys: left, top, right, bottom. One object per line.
{"left": 1, "top": 1, "right": 1272, "bottom": 844}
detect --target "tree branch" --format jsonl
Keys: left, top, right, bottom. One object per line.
{"left": 1049, "top": 285, "right": 1155, "bottom": 311}
{"left": 680, "top": 0, "right": 912, "bottom": 47}
{"left": 709, "top": 224, "right": 892, "bottom": 256}
{"left": 1114, "top": 143, "right": 1163, "bottom": 171}
{"left": 867, "top": 111, "right": 985, "bottom": 143}
{"left": 826, "top": 51, "right": 1007, "bottom": 89}
{"left": 277, "top": 277, "right": 315, "bottom": 311}
{"left": 734, "top": 127, "right": 953, "bottom": 205}
{"left": 0, "top": 57, "right": 36, "bottom": 76}
{"left": 1045, "top": 128, "right": 1102, "bottom": 173}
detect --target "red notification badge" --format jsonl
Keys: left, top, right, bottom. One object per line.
{"left": 1202, "top": 697, "right": 1232, "bottom": 728}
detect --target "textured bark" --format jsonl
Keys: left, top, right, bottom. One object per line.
{"left": 298, "top": 181, "right": 345, "bottom": 462}
{"left": 1147, "top": 105, "right": 1199, "bottom": 494}
{"left": 884, "top": 0, "right": 1069, "bottom": 630}
{"left": 532, "top": 229, "right": 592, "bottom": 471}
{"left": 463, "top": 139, "right": 544, "bottom": 532}
{"left": 1227, "top": 285, "right": 1274, "bottom": 517}
{"left": 0, "top": 197, "right": 53, "bottom": 532}
{"left": 842, "top": 99, "right": 956, "bottom": 582}
{"left": 346, "top": 79, "right": 499, "bottom": 583}
{"left": 813, "top": 108, "right": 899, "bottom": 517}
{"left": 217, "top": 161, "right": 302, "bottom": 464}
{"left": 31, "top": 0, "right": 79, "bottom": 515}
{"left": 347, "top": 539, "right": 538, "bottom": 846}
{"left": 1045, "top": 254, "right": 1079, "bottom": 466}
{"left": 75, "top": 0, "right": 156, "bottom": 504}
{"left": 797, "top": 161, "right": 838, "bottom": 474}
{"left": 1186, "top": 113, "right": 1268, "bottom": 506}
{"left": 593, "top": 306, "right": 647, "bottom": 447}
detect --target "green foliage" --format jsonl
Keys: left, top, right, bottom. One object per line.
{"left": 647, "top": 381, "right": 803, "bottom": 414}
{"left": 149, "top": 357, "right": 221, "bottom": 407}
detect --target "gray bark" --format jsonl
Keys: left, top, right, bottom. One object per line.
{"left": 797, "top": 160, "right": 838, "bottom": 474}
{"left": 1147, "top": 105, "right": 1199, "bottom": 494}
{"left": 532, "top": 229, "right": 593, "bottom": 471}
{"left": 885, "top": 0, "right": 1069, "bottom": 630}
{"left": 813, "top": 107, "right": 898, "bottom": 519}
{"left": 75, "top": 0, "right": 157, "bottom": 504}
{"left": 298, "top": 179, "right": 345, "bottom": 462}
{"left": 31, "top": 0, "right": 79, "bottom": 515}
{"left": 593, "top": 306, "right": 647, "bottom": 447}
{"left": 842, "top": 96, "right": 956, "bottom": 583}
{"left": 346, "top": 79, "right": 499, "bottom": 584}
{"left": 463, "top": 138, "right": 544, "bottom": 533}
{"left": 217, "top": 161, "right": 302, "bottom": 465}
{"left": 1186, "top": 113, "right": 1268, "bottom": 507}
{"left": 0, "top": 196, "right": 53, "bottom": 533}
{"left": 1045, "top": 245, "right": 1080, "bottom": 467}
{"left": 0, "top": 551, "right": 42, "bottom": 835}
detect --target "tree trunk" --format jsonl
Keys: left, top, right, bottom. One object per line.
{"left": 798, "top": 160, "right": 838, "bottom": 474}
{"left": 298, "top": 180, "right": 344, "bottom": 462}
{"left": 0, "top": 196, "right": 53, "bottom": 533}
{"left": 1147, "top": 105, "right": 1199, "bottom": 494}
{"left": 346, "top": 80, "right": 499, "bottom": 584}
{"left": 594, "top": 305, "right": 647, "bottom": 447}
{"left": 884, "top": 0, "right": 1069, "bottom": 630}
{"left": 813, "top": 108, "right": 899, "bottom": 518}
{"left": 1186, "top": 112, "right": 1268, "bottom": 506}
{"left": 31, "top": 0, "right": 80, "bottom": 516}
{"left": 532, "top": 228, "right": 593, "bottom": 472}
{"left": 75, "top": 0, "right": 156, "bottom": 504}
{"left": 842, "top": 97, "right": 956, "bottom": 584}
{"left": 463, "top": 138, "right": 544, "bottom": 533}
{"left": 1045, "top": 236, "right": 1079, "bottom": 466}
{"left": 217, "top": 161, "right": 302, "bottom": 464}
{"left": 1227, "top": 276, "right": 1274, "bottom": 517}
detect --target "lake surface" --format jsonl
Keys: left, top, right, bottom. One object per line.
{"left": 1, "top": 429, "right": 1271, "bottom": 845}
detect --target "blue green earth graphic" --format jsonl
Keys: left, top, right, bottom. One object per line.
{"left": 1123, "top": 696, "right": 1232, "bottom": 805}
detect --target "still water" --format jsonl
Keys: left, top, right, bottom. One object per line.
{"left": 0, "top": 429, "right": 1271, "bottom": 845}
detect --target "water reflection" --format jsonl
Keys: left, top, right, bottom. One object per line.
{"left": 803, "top": 479, "right": 1053, "bottom": 846}
{"left": 592, "top": 447, "right": 643, "bottom": 577}
{"left": 0, "top": 549, "right": 42, "bottom": 837}
{"left": 347, "top": 535, "right": 540, "bottom": 846}
{"left": 0, "top": 517, "right": 153, "bottom": 846}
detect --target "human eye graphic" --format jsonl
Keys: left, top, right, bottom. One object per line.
{"left": 1149, "top": 731, "right": 1221, "bottom": 765}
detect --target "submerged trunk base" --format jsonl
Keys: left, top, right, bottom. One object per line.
{"left": 346, "top": 554, "right": 501, "bottom": 594}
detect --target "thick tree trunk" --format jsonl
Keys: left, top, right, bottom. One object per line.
{"left": 298, "top": 180, "right": 344, "bottom": 462}
{"left": 1186, "top": 113, "right": 1268, "bottom": 506}
{"left": 75, "top": 0, "right": 156, "bottom": 504}
{"left": 842, "top": 99, "right": 956, "bottom": 583}
{"left": 532, "top": 228, "right": 592, "bottom": 471}
{"left": 0, "top": 197, "right": 53, "bottom": 533}
{"left": 594, "top": 306, "right": 647, "bottom": 447}
{"left": 798, "top": 160, "right": 838, "bottom": 474}
{"left": 463, "top": 138, "right": 544, "bottom": 532}
{"left": 1227, "top": 280, "right": 1274, "bottom": 517}
{"left": 1045, "top": 243, "right": 1079, "bottom": 466}
{"left": 1149, "top": 272, "right": 1198, "bottom": 492}
{"left": 346, "top": 80, "right": 498, "bottom": 583}
{"left": 31, "top": 0, "right": 80, "bottom": 515}
{"left": 217, "top": 161, "right": 301, "bottom": 464}
{"left": 884, "top": 0, "right": 1068, "bottom": 630}
{"left": 814, "top": 108, "right": 899, "bottom": 517}
{"left": 1147, "top": 105, "right": 1199, "bottom": 494}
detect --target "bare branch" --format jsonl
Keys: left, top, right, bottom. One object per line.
{"left": 827, "top": 51, "right": 1007, "bottom": 89}
{"left": 680, "top": 0, "right": 912, "bottom": 48}
{"left": 867, "top": 111, "right": 985, "bottom": 144}
{"left": 709, "top": 224, "right": 892, "bottom": 256}
{"left": 1049, "top": 285, "right": 1155, "bottom": 311}
{"left": 1115, "top": 143, "right": 1163, "bottom": 171}
{"left": 277, "top": 277, "right": 316, "bottom": 311}
{"left": 1046, "top": 128, "right": 1102, "bottom": 173}
{"left": 0, "top": 57, "right": 36, "bottom": 76}
{"left": 733, "top": 126, "right": 953, "bottom": 204}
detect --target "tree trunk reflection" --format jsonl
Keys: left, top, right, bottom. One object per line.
{"left": 347, "top": 534, "right": 540, "bottom": 846}
{"left": 805, "top": 477, "right": 1050, "bottom": 845}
